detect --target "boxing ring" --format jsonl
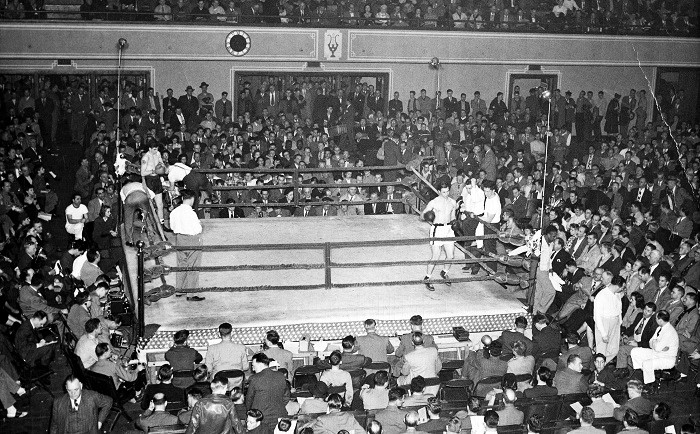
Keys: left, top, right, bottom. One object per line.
{"left": 124, "top": 214, "right": 528, "bottom": 355}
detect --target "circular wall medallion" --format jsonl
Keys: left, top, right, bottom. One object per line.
{"left": 226, "top": 30, "right": 251, "bottom": 57}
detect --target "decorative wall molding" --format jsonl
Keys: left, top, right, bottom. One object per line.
{"left": 504, "top": 66, "right": 562, "bottom": 98}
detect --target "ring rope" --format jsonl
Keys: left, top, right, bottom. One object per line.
{"left": 170, "top": 275, "right": 497, "bottom": 294}
{"left": 162, "top": 257, "right": 500, "bottom": 273}
{"left": 169, "top": 234, "right": 501, "bottom": 251}
{"left": 168, "top": 263, "right": 324, "bottom": 272}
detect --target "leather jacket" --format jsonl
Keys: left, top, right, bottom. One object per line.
{"left": 185, "top": 394, "right": 243, "bottom": 434}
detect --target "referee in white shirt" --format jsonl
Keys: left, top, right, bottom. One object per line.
{"left": 170, "top": 189, "right": 204, "bottom": 299}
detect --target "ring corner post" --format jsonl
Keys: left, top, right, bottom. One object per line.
{"left": 324, "top": 242, "right": 332, "bottom": 290}
{"left": 136, "top": 240, "right": 146, "bottom": 338}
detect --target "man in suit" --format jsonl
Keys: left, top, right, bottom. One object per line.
{"left": 246, "top": 353, "right": 290, "bottom": 433}
{"left": 70, "top": 86, "right": 91, "bottom": 146}
{"left": 662, "top": 176, "right": 692, "bottom": 213}
{"left": 443, "top": 89, "right": 459, "bottom": 118}
{"left": 315, "top": 197, "right": 337, "bottom": 217}
{"left": 630, "top": 310, "right": 679, "bottom": 388}
{"left": 15, "top": 310, "right": 56, "bottom": 367}
{"left": 569, "top": 407, "right": 605, "bottom": 434}
{"left": 162, "top": 88, "right": 178, "bottom": 124}
{"left": 375, "top": 388, "right": 408, "bottom": 434}
{"left": 50, "top": 375, "right": 112, "bottom": 434}
{"left": 142, "top": 87, "right": 161, "bottom": 121}
{"left": 676, "top": 292, "right": 700, "bottom": 379}
{"left": 19, "top": 274, "right": 67, "bottom": 323}
{"left": 395, "top": 315, "right": 436, "bottom": 358}
{"left": 142, "top": 110, "right": 162, "bottom": 136}
{"left": 673, "top": 240, "right": 695, "bottom": 279}
{"left": 577, "top": 233, "right": 603, "bottom": 276}
{"left": 613, "top": 380, "right": 654, "bottom": 421}
{"left": 558, "top": 332, "right": 592, "bottom": 371}
{"left": 364, "top": 191, "right": 387, "bottom": 215}
{"left": 630, "top": 177, "right": 653, "bottom": 211}
{"left": 532, "top": 314, "right": 562, "bottom": 363}
{"left": 666, "top": 286, "right": 686, "bottom": 324}
{"left": 214, "top": 92, "right": 233, "bottom": 121}
{"left": 382, "top": 185, "right": 404, "bottom": 214}
{"left": 205, "top": 322, "right": 248, "bottom": 381}
{"left": 554, "top": 354, "right": 588, "bottom": 395}
{"left": 337, "top": 335, "right": 371, "bottom": 371}
{"left": 508, "top": 186, "right": 527, "bottom": 221}
{"left": 387, "top": 91, "right": 403, "bottom": 118}
{"left": 36, "top": 89, "right": 56, "bottom": 146}
{"left": 397, "top": 332, "right": 442, "bottom": 395}
{"left": 652, "top": 272, "right": 673, "bottom": 310}
{"left": 496, "top": 389, "right": 524, "bottom": 426}
{"left": 615, "top": 302, "right": 658, "bottom": 374}
{"left": 356, "top": 318, "right": 394, "bottom": 363}
{"left": 136, "top": 392, "right": 179, "bottom": 432}
{"left": 178, "top": 86, "right": 199, "bottom": 130}
{"left": 462, "top": 340, "right": 509, "bottom": 396}
{"left": 497, "top": 316, "right": 532, "bottom": 356}
{"left": 186, "top": 376, "right": 241, "bottom": 434}
{"left": 312, "top": 393, "right": 366, "bottom": 434}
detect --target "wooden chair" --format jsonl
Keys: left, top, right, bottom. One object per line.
{"left": 497, "top": 424, "right": 526, "bottom": 434}
{"left": 62, "top": 344, "right": 89, "bottom": 385}
{"left": 523, "top": 396, "right": 563, "bottom": 428}
{"left": 327, "top": 384, "right": 347, "bottom": 403}
{"left": 439, "top": 359, "right": 465, "bottom": 381}
{"left": 84, "top": 370, "right": 133, "bottom": 432}
{"left": 473, "top": 375, "right": 503, "bottom": 398}
{"left": 293, "top": 365, "right": 323, "bottom": 390}
{"left": 440, "top": 378, "right": 473, "bottom": 402}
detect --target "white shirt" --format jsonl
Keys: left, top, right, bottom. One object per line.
{"left": 483, "top": 194, "right": 501, "bottom": 224}
{"left": 170, "top": 203, "right": 202, "bottom": 235}
{"left": 72, "top": 252, "right": 88, "bottom": 279}
{"left": 650, "top": 322, "right": 679, "bottom": 357}
{"left": 462, "top": 186, "right": 485, "bottom": 215}
{"left": 594, "top": 286, "right": 622, "bottom": 333}
{"left": 167, "top": 163, "right": 192, "bottom": 184}
{"left": 539, "top": 238, "right": 553, "bottom": 271}
{"left": 65, "top": 204, "right": 88, "bottom": 224}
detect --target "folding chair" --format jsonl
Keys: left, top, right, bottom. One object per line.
{"left": 473, "top": 375, "right": 503, "bottom": 398}
{"left": 439, "top": 378, "right": 473, "bottom": 403}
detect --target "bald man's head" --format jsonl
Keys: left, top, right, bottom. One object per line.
{"left": 405, "top": 411, "right": 420, "bottom": 428}
{"left": 504, "top": 389, "right": 517, "bottom": 404}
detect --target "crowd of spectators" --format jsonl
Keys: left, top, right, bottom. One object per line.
{"left": 0, "top": 0, "right": 698, "bottom": 36}
{"left": 0, "top": 59, "right": 699, "bottom": 430}
{"left": 45, "top": 313, "right": 700, "bottom": 432}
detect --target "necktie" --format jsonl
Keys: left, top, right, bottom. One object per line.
{"left": 635, "top": 318, "right": 645, "bottom": 335}
{"left": 73, "top": 399, "right": 79, "bottom": 410}
{"left": 637, "top": 189, "right": 643, "bottom": 201}
{"left": 323, "top": 210, "right": 327, "bottom": 216}
{"left": 675, "top": 309, "right": 688, "bottom": 326}
{"left": 655, "top": 328, "right": 661, "bottom": 338}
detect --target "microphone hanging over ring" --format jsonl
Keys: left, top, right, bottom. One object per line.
{"left": 117, "top": 38, "right": 128, "bottom": 50}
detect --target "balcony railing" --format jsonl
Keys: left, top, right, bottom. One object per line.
{"left": 2, "top": 9, "right": 698, "bottom": 38}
